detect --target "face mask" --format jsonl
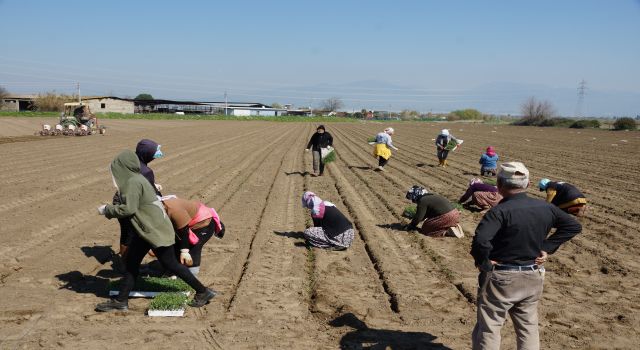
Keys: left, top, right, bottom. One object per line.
{"left": 153, "top": 146, "right": 164, "bottom": 159}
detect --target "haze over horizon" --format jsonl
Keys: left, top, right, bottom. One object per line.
{"left": 1, "top": 0, "right": 639, "bottom": 116}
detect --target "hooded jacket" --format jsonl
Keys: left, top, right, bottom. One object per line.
{"left": 135, "top": 139, "right": 161, "bottom": 195}
{"left": 104, "top": 150, "right": 175, "bottom": 248}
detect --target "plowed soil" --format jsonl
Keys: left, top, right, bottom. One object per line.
{"left": 0, "top": 118, "right": 638, "bottom": 349}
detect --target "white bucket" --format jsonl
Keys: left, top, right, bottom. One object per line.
{"left": 43, "top": 124, "right": 51, "bottom": 131}
{"left": 80, "top": 125, "right": 88, "bottom": 131}
{"left": 55, "top": 125, "right": 63, "bottom": 131}
{"left": 67, "top": 125, "right": 76, "bottom": 131}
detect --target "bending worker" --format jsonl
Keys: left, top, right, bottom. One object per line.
{"left": 161, "top": 195, "right": 225, "bottom": 276}
{"left": 538, "top": 179, "right": 588, "bottom": 216}
{"left": 405, "top": 185, "right": 463, "bottom": 237}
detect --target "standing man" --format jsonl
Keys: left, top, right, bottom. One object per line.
{"left": 305, "top": 125, "right": 333, "bottom": 176}
{"left": 470, "top": 162, "right": 581, "bottom": 350}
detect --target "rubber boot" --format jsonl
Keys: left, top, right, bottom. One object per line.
{"left": 443, "top": 160, "right": 448, "bottom": 167}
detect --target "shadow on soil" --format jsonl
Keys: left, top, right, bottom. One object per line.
{"left": 274, "top": 231, "right": 309, "bottom": 248}
{"left": 285, "top": 171, "right": 311, "bottom": 177}
{"left": 330, "top": 313, "right": 451, "bottom": 349}
{"left": 416, "top": 163, "right": 435, "bottom": 168}
{"left": 348, "top": 165, "right": 372, "bottom": 170}
{"left": 377, "top": 223, "right": 408, "bottom": 231}
{"left": 81, "top": 245, "right": 116, "bottom": 264}
{"left": 56, "top": 271, "right": 110, "bottom": 297}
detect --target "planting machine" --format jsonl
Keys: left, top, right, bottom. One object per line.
{"left": 38, "top": 102, "right": 106, "bottom": 136}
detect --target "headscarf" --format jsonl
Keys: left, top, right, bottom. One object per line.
{"left": 405, "top": 185, "right": 429, "bottom": 203}
{"left": 440, "top": 129, "right": 450, "bottom": 136}
{"left": 486, "top": 146, "right": 496, "bottom": 157}
{"left": 301, "top": 191, "right": 335, "bottom": 219}
{"left": 317, "top": 125, "right": 326, "bottom": 131}
{"left": 384, "top": 127, "right": 394, "bottom": 135}
{"left": 469, "top": 178, "right": 483, "bottom": 186}
{"left": 538, "top": 178, "right": 551, "bottom": 191}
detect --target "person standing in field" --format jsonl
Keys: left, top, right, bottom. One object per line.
{"left": 113, "top": 139, "right": 165, "bottom": 262}
{"left": 458, "top": 178, "right": 502, "bottom": 210}
{"left": 161, "top": 195, "right": 225, "bottom": 276}
{"left": 373, "top": 127, "right": 398, "bottom": 171}
{"left": 96, "top": 150, "right": 216, "bottom": 312}
{"left": 301, "top": 191, "right": 354, "bottom": 250}
{"left": 538, "top": 179, "right": 588, "bottom": 216}
{"left": 305, "top": 125, "right": 333, "bottom": 177}
{"left": 471, "top": 162, "right": 582, "bottom": 350}
{"left": 435, "top": 129, "right": 457, "bottom": 167}
{"left": 479, "top": 146, "right": 499, "bottom": 176}
{"left": 404, "top": 186, "right": 464, "bottom": 237}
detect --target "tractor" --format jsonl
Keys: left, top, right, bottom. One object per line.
{"left": 39, "top": 102, "right": 107, "bottom": 136}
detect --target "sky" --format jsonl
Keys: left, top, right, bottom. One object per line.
{"left": 1, "top": 0, "right": 639, "bottom": 116}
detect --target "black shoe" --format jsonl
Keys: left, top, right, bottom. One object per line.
{"left": 95, "top": 299, "right": 128, "bottom": 312}
{"left": 189, "top": 288, "right": 217, "bottom": 307}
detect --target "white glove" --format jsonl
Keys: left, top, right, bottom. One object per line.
{"left": 180, "top": 249, "right": 193, "bottom": 266}
{"left": 97, "top": 205, "right": 107, "bottom": 215}
{"left": 155, "top": 183, "right": 163, "bottom": 192}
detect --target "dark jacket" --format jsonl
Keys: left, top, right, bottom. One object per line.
{"left": 306, "top": 132, "right": 333, "bottom": 151}
{"left": 547, "top": 182, "right": 585, "bottom": 206}
{"left": 104, "top": 150, "right": 175, "bottom": 248}
{"left": 135, "top": 139, "right": 161, "bottom": 195}
{"left": 312, "top": 206, "right": 352, "bottom": 237}
{"left": 410, "top": 194, "right": 455, "bottom": 227}
{"left": 435, "top": 134, "right": 450, "bottom": 149}
{"left": 471, "top": 192, "right": 581, "bottom": 270}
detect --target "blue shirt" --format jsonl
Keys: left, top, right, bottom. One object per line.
{"left": 479, "top": 153, "right": 499, "bottom": 169}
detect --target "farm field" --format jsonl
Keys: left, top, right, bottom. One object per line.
{"left": 0, "top": 117, "right": 639, "bottom": 349}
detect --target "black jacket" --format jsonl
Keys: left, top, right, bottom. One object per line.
{"left": 471, "top": 192, "right": 581, "bottom": 270}
{"left": 306, "top": 132, "right": 333, "bottom": 151}
{"left": 547, "top": 182, "right": 585, "bottom": 206}
{"left": 312, "top": 206, "right": 353, "bottom": 237}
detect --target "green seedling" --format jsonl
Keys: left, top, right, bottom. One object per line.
{"left": 402, "top": 205, "right": 417, "bottom": 219}
{"left": 148, "top": 292, "right": 189, "bottom": 311}
{"left": 109, "top": 277, "right": 193, "bottom": 293}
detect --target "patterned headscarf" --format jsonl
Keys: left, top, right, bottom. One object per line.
{"left": 302, "top": 191, "right": 335, "bottom": 219}
{"left": 384, "top": 127, "right": 394, "bottom": 135}
{"left": 405, "top": 185, "right": 429, "bottom": 203}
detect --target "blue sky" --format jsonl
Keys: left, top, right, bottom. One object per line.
{"left": 1, "top": 0, "right": 639, "bottom": 115}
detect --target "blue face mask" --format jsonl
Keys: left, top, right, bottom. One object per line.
{"left": 153, "top": 146, "right": 164, "bottom": 159}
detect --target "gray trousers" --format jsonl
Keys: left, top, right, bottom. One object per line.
{"left": 472, "top": 269, "right": 545, "bottom": 350}
{"left": 312, "top": 150, "right": 324, "bottom": 174}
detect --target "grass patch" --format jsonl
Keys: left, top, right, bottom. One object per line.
{"left": 148, "top": 292, "right": 188, "bottom": 311}
{"left": 0, "top": 111, "right": 59, "bottom": 117}
{"left": 452, "top": 202, "right": 465, "bottom": 211}
{"left": 109, "top": 277, "right": 193, "bottom": 293}
{"left": 402, "top": 205, "right": 416, "bottom": 219}
{"left": 482, "top": 178, "right": 497, "bottom": 186}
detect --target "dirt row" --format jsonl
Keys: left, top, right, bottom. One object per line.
{"left": 0, "top": 119, "right": 638, "bottom": 349}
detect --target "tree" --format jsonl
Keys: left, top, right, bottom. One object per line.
{"left": 0, "top": 86, "right": 8, "bottom": 108}
{"left": 399, "top": 109, "right": 420, "bottom": 121}
{"left": 449, "top": 108, "right": 483, "bottom": 121}
{"left": 319, "top": 97, "right": 344, "bottom": 112}
{"left": 613, "top": 117, "right": 637, "bottom": 131}
{"left": 517, "top": 97, "right": 556, "bottom": 126}
{"left": 135, "top": 93, "right": 154, "bottom": 100}
{"left": 271, "top": 102, "right": 283, "bottom": 109}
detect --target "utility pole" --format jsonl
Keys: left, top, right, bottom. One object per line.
{"left": 224, "top": 90, "right": 228, "bottom": 115}
{"left": 77, "top": 82, "right": 81, "bottom": 104}
{"left": 575, "top": 80, "right": 587, "bottom": 118}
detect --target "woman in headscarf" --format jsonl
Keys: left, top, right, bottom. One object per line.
{"left": 538, "top": 179, "right": 588, "bottom": 216}
{"left": 435, "top": 129, "right": 458, "bottom": 167}
{"left": 458, "top": 178, "right": 503, "bottom": 210}
{"left": 373, "top": 127, "right": 398, "bottom": 171}
{"left": 479, "top": 146, "right": 499, "bottom": 176}
{"left": 301, "top": 191, "right": 354, "bottom": 250}
{"left": 405, "top": 186, "right": 463, "bottom": 237}
{"left": 113, "top": 139, "right": 165, "bottom": 262}
{"left": 96, "top": 150, "right": 216, "bottom": 312}
{"left": 160, "top": 195, "right": 225, "bottom": 276}
{"left": 305, "top": 125, "right": 334, "bottom": 176}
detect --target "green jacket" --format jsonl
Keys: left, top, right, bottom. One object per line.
{"left": 104, "top": 150, "right": 175, "bottom": 248}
